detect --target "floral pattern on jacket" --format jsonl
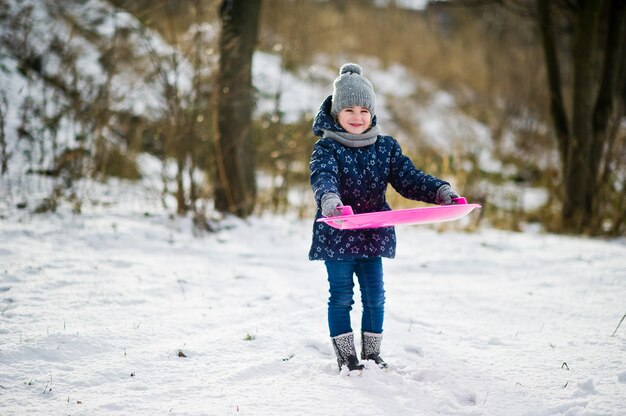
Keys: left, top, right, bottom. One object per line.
{"left": 309, "top": 96, "right": 448, "bottom": 261}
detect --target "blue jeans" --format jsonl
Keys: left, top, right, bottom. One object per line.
{"left": 324, "top": 257, "right": 385, "bottom": 337}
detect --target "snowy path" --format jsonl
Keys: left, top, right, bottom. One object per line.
{"left": 1, "top": 208, "right": 625, "bottom": 415}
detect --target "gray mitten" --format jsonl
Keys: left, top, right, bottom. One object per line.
{"left": 321, "top": 193, "right": 343, "bottom": 217}
{"left": 435, "top": 185, "right": 460, "bottom": 205}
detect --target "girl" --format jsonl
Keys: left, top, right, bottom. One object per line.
{"left": 309, "top": 63, "right": 459, "bottom": 372}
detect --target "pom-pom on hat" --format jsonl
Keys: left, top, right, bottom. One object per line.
{"left": 330, "top": 63, "right": 376, "bottom": 118}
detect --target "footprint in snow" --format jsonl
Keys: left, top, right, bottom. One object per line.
{"left": 404, "top": 345, "right": 424, "bottom": 357}
{"left": 452, "top": 390, "right": 478, "bottom": 406}
{"left": 304, "top": 339, "right": 331, "bottom": 354}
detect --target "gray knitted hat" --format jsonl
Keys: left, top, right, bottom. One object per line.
{"left": 330, "top": 63, "right": 376, "bottom": 118}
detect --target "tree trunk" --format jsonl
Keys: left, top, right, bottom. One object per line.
{"left": 537, "top": 0, "right": 625, "bottom": 234}
{"left": 563, "top": 0, "right": 601, "bottom": 232}
{"left": 213, "top": 0, "right": 261, "bottom": 217}
{"left": 0, "top": 93, "right": 7, "bottom": 175}
{"left": 176, "top": 156, "right": 186, "bottom": 215}
{"left": 537, "top": 0, "right": 569, "bottom": 170}
{"left": 589, "top": 0, "right": 626, "bottom": 233}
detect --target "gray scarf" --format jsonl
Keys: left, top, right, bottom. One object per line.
{"left": 322, "top": 125, "right": 381, "bottom": 148}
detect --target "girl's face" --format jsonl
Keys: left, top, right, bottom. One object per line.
{"left": 337, "top": 106, "right": 372, "bottom": 135}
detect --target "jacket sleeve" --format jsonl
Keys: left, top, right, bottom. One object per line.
{"left": 310, "top": 140, "right": 340, "bottom": 207}
{"left": 388, "top": 139, "right": 448, "bottom": 204}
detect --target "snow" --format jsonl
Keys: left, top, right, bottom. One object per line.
{"left": 1, "top": 185, "right": 625, "bottom": 416}
{"left": 374, "top": 0, "right": 430, "bottom": 11}
{"left": 252, "top": 52, "right": 331, "bottom": 124}
{"left": 2, "top": 2, "right": 625, "bottom": 414}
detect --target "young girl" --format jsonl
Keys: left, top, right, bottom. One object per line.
{"left": 309, "top": 63, "right": 459, "bottom": 372}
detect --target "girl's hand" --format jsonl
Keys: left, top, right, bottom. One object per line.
{"left": 321, "top": 193, "right": 343, "bottom": 217}
{"left": 435, "top": 185, "right": 461, "bottom": 205}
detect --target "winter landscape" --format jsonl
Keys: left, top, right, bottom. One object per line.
{"left": 1, "top": 0, "right": 626, "bottom": 415}
{"left": 1, "top": 180, "right": 625, "bottom": 415}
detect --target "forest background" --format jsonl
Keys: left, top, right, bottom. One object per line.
{"left": 1, "top": 0, "right": 624, "bottom": 236}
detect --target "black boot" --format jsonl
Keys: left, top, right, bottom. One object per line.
{"left": 361, "top": 331, "right": 387, "bottom": 368}
{"left": 331, "top": 332, "right": 364, "bottom": 371}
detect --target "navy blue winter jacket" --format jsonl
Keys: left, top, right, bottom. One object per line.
{"left": 309, "top": 96, "right": 448, "bottom": 261}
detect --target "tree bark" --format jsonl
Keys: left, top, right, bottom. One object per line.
{"left": 214, "top": 0, "right": 262, "bottom": 217}
{"left": 564, "top": 0, "right": 601, "bottom": 232}
{"left": 537, "top": 0, "right": 569, "bottom": 166}
{"left": 176, "top": 156, "right": 186, "bottom": 215}
{"left": 589, "top": 0, "right": 626, "bottom": 232}
{"left": 0, "top": 93, "right": 7, "bottom": 175}
{"left": 537, "top": 0, "right": 625, "bottom": 234}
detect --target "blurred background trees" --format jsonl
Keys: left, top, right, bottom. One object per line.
{"left": 213, "top": 0, "right": 261, "bottom": 217}
{"left": 536, "top": 0, "right": 625, "bottom": 234}
{"left": 0, "top": 0, "right": 623, "bottom": 236}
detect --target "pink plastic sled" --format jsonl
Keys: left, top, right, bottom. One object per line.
{"left": 317, "top": 197, "right": 481, "bottom": 230}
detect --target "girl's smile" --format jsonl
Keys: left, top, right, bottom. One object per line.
{"left": 337, "top": 106, "right": 372, "bottom": 135}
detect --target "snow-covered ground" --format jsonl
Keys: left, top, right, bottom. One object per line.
{"left": 1, "top": 186, "right": 625, "bottom": 416}
{"left": 1, "top": 2, "right": 624, "bottom": 414}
